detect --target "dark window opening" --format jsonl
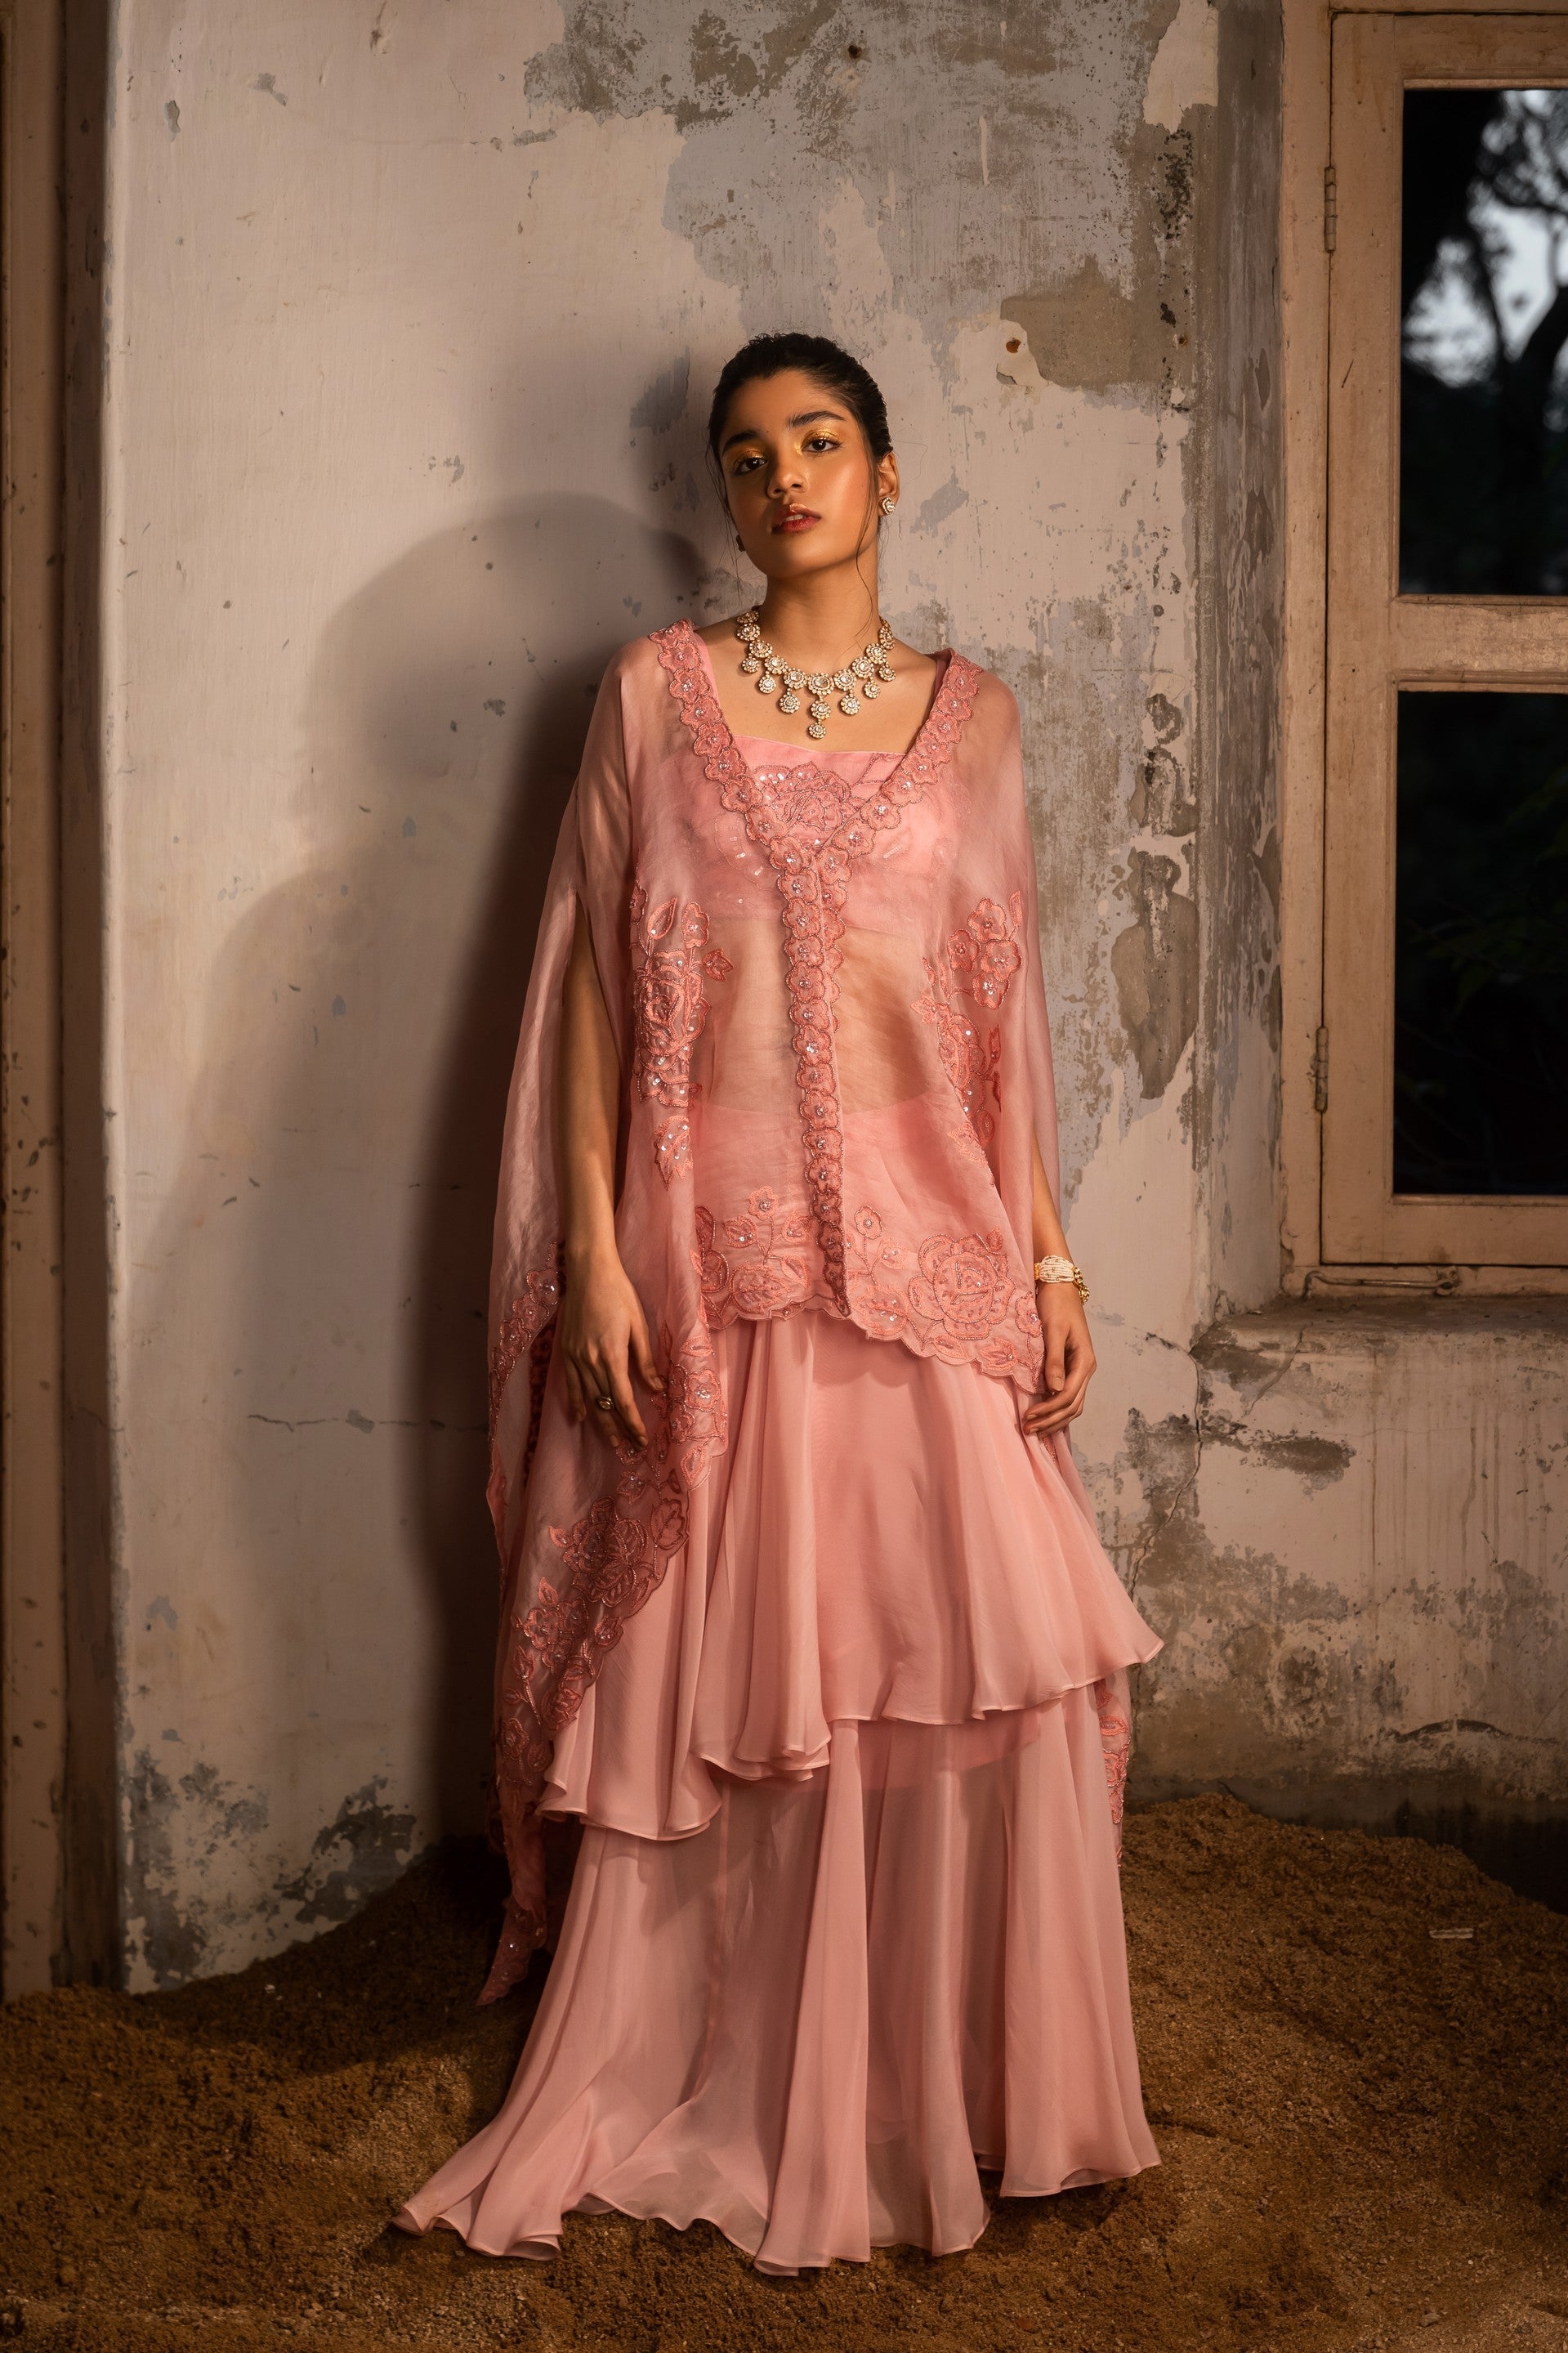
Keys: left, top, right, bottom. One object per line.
{"left": 1394, "top": 688, "right": 1568, "bottom": 1195}
{"left": 1400, "top": 87, "right": 1568, "bottom": 596}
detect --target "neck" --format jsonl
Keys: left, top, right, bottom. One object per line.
{"left": 751, "top": 562, "right": 883, "bottom": 666}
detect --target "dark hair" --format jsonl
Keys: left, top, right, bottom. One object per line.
{"left": 706, "top": 332, "right": 893, "bottom": 473}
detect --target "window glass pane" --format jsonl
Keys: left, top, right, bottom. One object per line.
{"left": 1394, "top": 691, "right": 1568, "bottom": 1196}
{"left": 1400, "top": 89, "right": 1568, "bottom": 595}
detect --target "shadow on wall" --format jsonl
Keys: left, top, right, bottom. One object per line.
{"left": 136, "top": 498, "right": 703, "bottom": 1968}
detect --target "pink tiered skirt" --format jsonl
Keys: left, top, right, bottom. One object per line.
{"left": 395, "top": 1310, "right": 1161, "bottom": 2272}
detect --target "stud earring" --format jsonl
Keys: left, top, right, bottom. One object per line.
{"left": 880, "top": 495, "right": 896, "bottom": 515}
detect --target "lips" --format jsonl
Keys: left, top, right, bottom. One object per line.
{"left": 772, "top": 509, "right": 819, "bottom": 533}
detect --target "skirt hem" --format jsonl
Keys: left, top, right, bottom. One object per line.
{"left": 392, "top": 2145, "right": 1162, "bottom": 2275}
{"left": 539, "top": 1660, "right": 1159, "bottom": 1840}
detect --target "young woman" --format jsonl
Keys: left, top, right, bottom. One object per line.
{"left": 395, "top": 333, "right": 1162, "bottom": 2273}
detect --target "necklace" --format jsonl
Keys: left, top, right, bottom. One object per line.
{"left": 735, "top": 606, "right": 896, "bottom": 740}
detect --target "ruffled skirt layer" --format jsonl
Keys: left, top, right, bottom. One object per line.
{"left": 396, "top": 1308, "right": 1161, "bottom": 2270}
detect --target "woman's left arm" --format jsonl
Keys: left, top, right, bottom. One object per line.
{"left": 1023, "top": 1134, "right": 1096, "bottom": 1438}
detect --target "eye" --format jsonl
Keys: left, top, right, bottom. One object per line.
{"left": 805, "top": 435, "right": 839, "bottom": 453}
{"left": 730, "top": 454, "right": 762, "bottom": 475}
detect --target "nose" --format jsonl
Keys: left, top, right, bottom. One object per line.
{"left": 766, "top": 448, "right": 806, "bottom": 499}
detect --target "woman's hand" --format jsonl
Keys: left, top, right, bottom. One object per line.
{"left": 1022, "top": 1282, "right": 1096, "bottom": 1438}
{"left": 557, "top": 1249, "right": 664, "bottom": 1451}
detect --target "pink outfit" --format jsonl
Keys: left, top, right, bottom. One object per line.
{"left": 395, "top": 623, "right": 1162, "bottom": 2270}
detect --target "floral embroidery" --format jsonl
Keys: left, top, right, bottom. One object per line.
{"left": 912, "top": 1232, "right": 1017, "bottom": 1344}
{"left": 659, "top": 1324, "right": 729, "bottom": 1485}
{"left": 653, "top": 1115, "right": 690, "bottom": 1186}
{"left": 843, "top": 1207, "right": 1039, "bottom": 1379}
{"left": 632, "top": 892, "right": 708, "bottom": 1111}
{"left": 701, "top": 945, "right": 734, "bottom": 982}
{"left": 525, "top": 1490, "right": 658, "bottom": 1731}
{"left": 914, "top": 892, "right": 1024, "bottom": 1155}
{"left": 483, "top": 1313, "right": 728, "bottom": 2000}
{"left": 694, "top": 1188, "right": 815, "bottom": 1324}
{"left": 486, "top": 1265, "right": 562, "bottom": 1549}
{"left": 654, "top": 620, "right": 981, "bottom": 1313}
{"left": 632, "top": 889, "right": 714, "bottom": 1183}
{"left": 489, "top": 1270, "right": 560, "bottom": 1434}
{"left": 948, "top": 893, "right": 1024, "bottom": 1009}
{"left": 914, "top": 961, "right": 1002, "bottom": 1154}
{"left": 1093, "top": 1675, "right": 1132, "bottom": 1864}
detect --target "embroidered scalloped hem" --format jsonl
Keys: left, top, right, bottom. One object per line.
{"left": 694, "top": 1245, "right": 1045, "bottom": 1389}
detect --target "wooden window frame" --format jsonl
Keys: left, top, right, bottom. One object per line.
{"left": 1281, "top": 0, "right": 1568, "bottom": 1295}
{"left": 1, "top": 0, "right": 68, "bottom": 1994}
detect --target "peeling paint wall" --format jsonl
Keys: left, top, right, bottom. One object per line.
{"left": 53, "top": 0, "right": 1561, "bottom": 1993}
{"left": 1128, "top": 1300, "right": 1568, "bottom": 1903}
{"left": 78, "top": 0, "right": 1226, "bottom": 1989}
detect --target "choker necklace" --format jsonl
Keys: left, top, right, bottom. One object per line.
{"left": 735, "top": 607, "right": 896, "bottom": 740}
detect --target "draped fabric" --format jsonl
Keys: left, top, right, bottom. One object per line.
{"left": 401, "top": 1307, "right": 1163, "bottom": 2266}
{"left": 400, "top": 1708, "right": 1153, "bottom": 2270}
{"left": 478, "top": 621, "right": 1145, "bottom": 2004}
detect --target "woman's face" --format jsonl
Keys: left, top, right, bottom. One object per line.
{"left": 716, "top": 367, "right": 897, "bottom": 584}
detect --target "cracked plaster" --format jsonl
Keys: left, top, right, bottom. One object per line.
{"left": 60, "top": 0, "right": 1564, "bottom": 1992}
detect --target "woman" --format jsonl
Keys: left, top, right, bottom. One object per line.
{"left": 395, "top": 333, "right": 1162, "bottom": 2273}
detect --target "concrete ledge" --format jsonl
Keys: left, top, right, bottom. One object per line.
{"left": 1198, "top": 1292, "right": 1568, "bottom": 1350}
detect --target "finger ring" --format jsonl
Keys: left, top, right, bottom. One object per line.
{"left": 595, "top": 1393, "right": 614, "bottom": 1411}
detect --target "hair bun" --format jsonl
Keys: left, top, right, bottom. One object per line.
{"left": 706, "top": 333, "right": 892, "bottom": 469}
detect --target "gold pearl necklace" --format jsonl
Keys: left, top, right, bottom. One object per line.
{"left": 735, "top": 607, "right": 896, "bottom": 741}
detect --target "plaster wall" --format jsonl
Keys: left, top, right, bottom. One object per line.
{"left": 1132, "top": 1300, "right": 1568, "bottom": 1905}
{"left": 74, "top": 0, "right": 1219, "bottom": 1989}
{"left": 32, "top": 0, "right": 1564, "bottom": 1995}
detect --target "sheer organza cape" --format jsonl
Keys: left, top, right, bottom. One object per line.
{"left": 478, "top": 619, "right": 1101, "bottom": 2002}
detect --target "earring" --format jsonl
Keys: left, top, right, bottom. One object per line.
{"left": 880, "top": 495, "right": 896, "bottom": 515}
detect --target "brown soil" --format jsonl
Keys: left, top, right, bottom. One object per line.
{"left": 1, "top": 1796, "right": 1565, "bottom": 2353}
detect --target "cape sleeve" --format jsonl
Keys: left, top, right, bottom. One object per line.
{"left": 485, "top": 655, "right": 635, "bottom": 1561}
{"left": 943, "top": 672, "right": 1064, "bottom": 1347}
{"left": 990, "top": 687, "right": 1122, "bottom": 1568}
{"left": 997, "top": 683, "right": 1065, "bottom": 1222}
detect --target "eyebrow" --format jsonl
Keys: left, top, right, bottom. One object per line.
{"left": 718, "top": 407, "right": 849, "bottom": 458}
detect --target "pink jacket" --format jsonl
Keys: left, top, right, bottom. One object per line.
{"left": 479, "top": 617, "right": 1080, "bottom": 1998}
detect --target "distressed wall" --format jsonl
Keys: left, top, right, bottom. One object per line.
{"left": 29, "top": 0, "right": 1565, "bottom": 1994}
{"left": 53, "top": 0, "right": 1226, "bottom": 1990}
{"left": 1117, "top": 0, "right": 1568, "bottom": 1890}
{"left": 1131, "top": 1298, "right": 1568, "bottom": 1908}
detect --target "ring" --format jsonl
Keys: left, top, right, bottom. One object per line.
{"left": 595, "top": 1393, "right": 614, "bottom": 1411}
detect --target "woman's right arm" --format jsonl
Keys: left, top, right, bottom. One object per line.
{"left": 555, "top": 898, "right": 663, "bottom": 1449}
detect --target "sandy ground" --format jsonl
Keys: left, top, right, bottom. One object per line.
{"left": 0, "top": 1794, "right": 1565, "bottom": 2353}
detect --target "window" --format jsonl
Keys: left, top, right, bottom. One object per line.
{"left": 1320, "top": 13, "right": 1568, "bottom": 1268}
